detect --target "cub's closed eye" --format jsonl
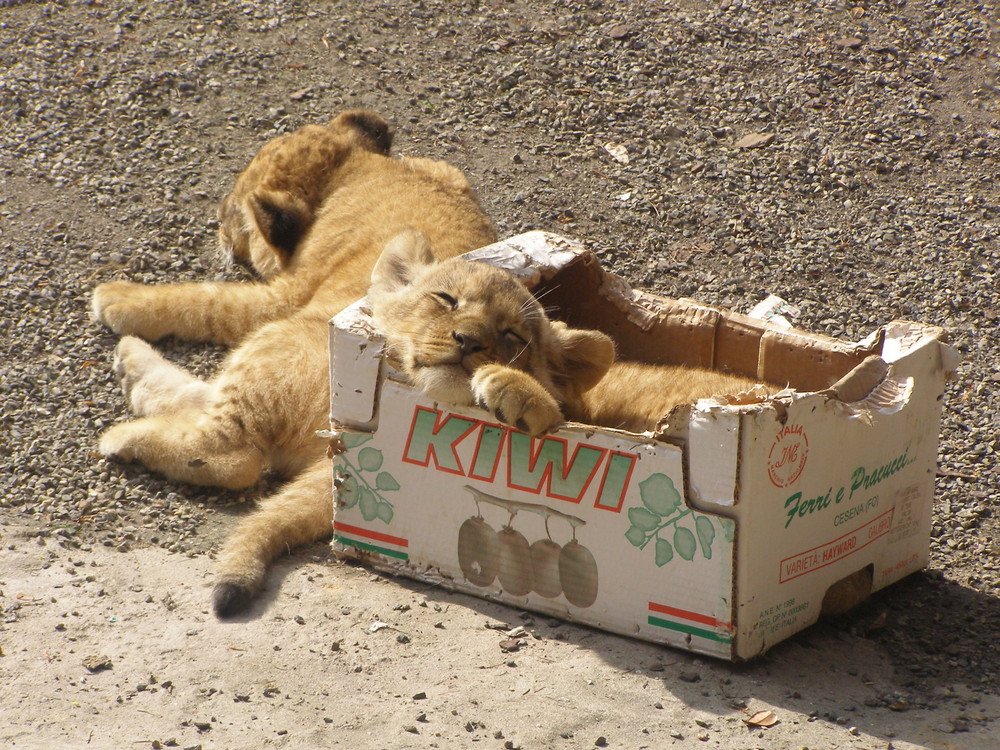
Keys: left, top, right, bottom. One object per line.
{"left": 502, "top": 329, "right": 528, "bottom": 346}
{"left": 432, "top": 292, "right": 458, "bottom": 310}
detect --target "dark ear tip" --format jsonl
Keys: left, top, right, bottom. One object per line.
{"left": 248, "top": 191, "right": 306, "bottom": 262}
{"left": 212, "top": 581, "right": 255, "bottom": 619}
{"left": 337, "top": 110, "right": 393, "bottom": 154}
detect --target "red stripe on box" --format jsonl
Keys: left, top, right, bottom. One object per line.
{"left": 333, "top": 521, "right": 408, "bottom": 548}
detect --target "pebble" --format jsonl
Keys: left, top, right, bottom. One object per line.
{"left": 82, "top": 654, "right": 112, "bottom": 673}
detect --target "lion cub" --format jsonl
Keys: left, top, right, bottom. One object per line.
{"left": 368, "top": 233, "right": 775, "bottom": 435}
{"left": 92, "top": 111, "right": 495, "bottom": 616}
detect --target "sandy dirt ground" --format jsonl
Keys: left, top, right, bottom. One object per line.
{"left": 4, "top": 530, "right": 999, "bottom": 750}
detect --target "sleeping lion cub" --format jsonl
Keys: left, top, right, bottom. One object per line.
{"left": 367, "top": 231, "right": 776, "bottom": 435}
{"left": 92, "top": 111, "right": 495, "bottom": 616}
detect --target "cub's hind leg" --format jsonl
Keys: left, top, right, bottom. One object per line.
{"left": 212, "top": 458, "right": 333, "bottom": 617}
{"left": 99, "top": 409, "right": 266, "bottom": 490}
{"left": 114, "top": 336, "right": 212, "bottom": 417}
{"left": 101, "top": 337, "right": 259, "bottom": 487}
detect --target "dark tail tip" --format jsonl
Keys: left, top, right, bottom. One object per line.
{"left": 212, "top": 581, "right": 256, "bottom": 619}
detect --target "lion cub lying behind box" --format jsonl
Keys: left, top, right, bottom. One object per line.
{"left": 92, "top": 111, "right": 495, "bottom": 616}
{"left": 367, "top": 231, "right": 777, "bottom": 436}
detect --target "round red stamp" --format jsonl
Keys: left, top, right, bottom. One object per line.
{"left": 768, "top": 424, "right": 809, "bottom": 488}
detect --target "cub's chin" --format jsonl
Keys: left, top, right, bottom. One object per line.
{"left": 412, "top": 365, "right": 475, "bottom": 407}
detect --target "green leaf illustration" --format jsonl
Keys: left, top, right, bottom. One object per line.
{"left": 673, "top": 526, "right": 697, "bottom": 561}
{"left": 722, "top": 518, "right": 735, "bottom": 544}
{"left": 375, "top": 471, "right": 400, "bottom": 492}
{"left": 638, "top": 473, "right": 681, "bottom": 517}
{"left": 625, "top": 525, "right": 647, "bottom": 548}
{"left": 358, "top": 447, "right": 384, "bottom": 473}
{"left": 628, "top": 506, "right": 661, "bottom": 531}
{"left": 338, "top": 474, "right": 359, "bottom": 509}
{"left": 376, "top": 501, "right": 394, "bottom": 524}
{"left": 654, "top": 537, "right": 674, "bottom": 567}
{"left": 359, "top": 487, "right": 379, "bottom": 521}
{"left": 341, "top": 433, "right": 372, "bottom": 449}
{"left": 695, "top": 515, "right": 716, "bottom": 560}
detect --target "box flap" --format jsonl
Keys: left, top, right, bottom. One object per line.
{"left": 330, "top": 301, "right": 384, "bottom": 429}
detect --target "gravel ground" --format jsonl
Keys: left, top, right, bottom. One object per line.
{"left": 1, "top": 1, "right": 999, "bottom": 748}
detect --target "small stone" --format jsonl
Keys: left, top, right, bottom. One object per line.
{"left": 82, "top": 654, "right": 112, "bottom": 673}
{"left": 607, "top": 24, "right": 634, "bottom": 39}
{"left": 678, "top": 671, "right": 701, "bottom": 683}
{"left": 833, "top": 36, "right": 863, "bottom": 50}
{"left": 595, "top": 736, "right": 608, "bottom": 747}
{"left": 734, "top": 132, "right": 775, "bottom": 149}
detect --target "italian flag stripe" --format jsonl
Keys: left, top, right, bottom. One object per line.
{"left": 648, "top": 601, "right": 732, "bottom": 629}
{"left": 647, "top": 601, "right": 733, "bottom": 644}
{"left": 334, "top": 534, "right": 409, "bottom": 561}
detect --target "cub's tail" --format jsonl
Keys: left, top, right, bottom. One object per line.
{"left": 212, "top": 458, "right": 332, "bottom": 617}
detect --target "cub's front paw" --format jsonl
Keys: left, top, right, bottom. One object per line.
{"left": 471, "top": 364, "right": 563, "bottom": 437}
{"left": 92, "top": 281, "right": 154, "bottom": 337}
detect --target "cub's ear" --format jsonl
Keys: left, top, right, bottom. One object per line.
{"left": 551, "top": 324, "right": 615, "bottom": 394}
{"left": 370, "top": 230, "right": 436, "bottom": 293}
{"left": 247, "top": 188, "right": 311, "bottom": 267}
{"left": 331, "top": 110, "right": 393, "bottom": 155}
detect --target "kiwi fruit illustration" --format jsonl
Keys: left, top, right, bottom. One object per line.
{"left": 457, "top": 516, "right": 500, "bottom": 587}
{"left": 496, "top": 526, "right": 533, "bottom": 596}
{"left": 529, "top": 538, "right": 563, "bottom": 598}
{"left": 559, "top": 540, "right": 599, "bottom": 608}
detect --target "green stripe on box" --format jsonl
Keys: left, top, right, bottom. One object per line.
{"left": 648, "top": 615, "right": 733, "bottom": 644}
{"left": 334, "top": 535, "right": 409, "bottom": 561}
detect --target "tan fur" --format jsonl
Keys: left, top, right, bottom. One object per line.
{"left": 91, "top": 111, "right": 495, "bottom": 616}
{"left": 369, "top": 237, "right": 776, "bottom": 436}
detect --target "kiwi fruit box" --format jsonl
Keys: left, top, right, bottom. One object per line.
{"left": 328, "top": 232, "right": 957, "bottom": 661}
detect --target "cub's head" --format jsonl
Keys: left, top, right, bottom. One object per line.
{"left": 368, "top": 231, "right": 615, "bottom": 410}
{"left": 218, "top": 110, "right": 393, "bottom": 279}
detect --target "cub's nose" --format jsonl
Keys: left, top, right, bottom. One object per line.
{"left": 453, "top": 332, "right": 485, "bottom": 356}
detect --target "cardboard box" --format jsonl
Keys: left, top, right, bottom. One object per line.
{"left": 328, "top": 232, "right": 957, "bottom": 660}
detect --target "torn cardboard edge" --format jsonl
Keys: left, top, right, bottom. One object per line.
{"left": 333, "top": 231, "right": 955, "bottom": 438}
